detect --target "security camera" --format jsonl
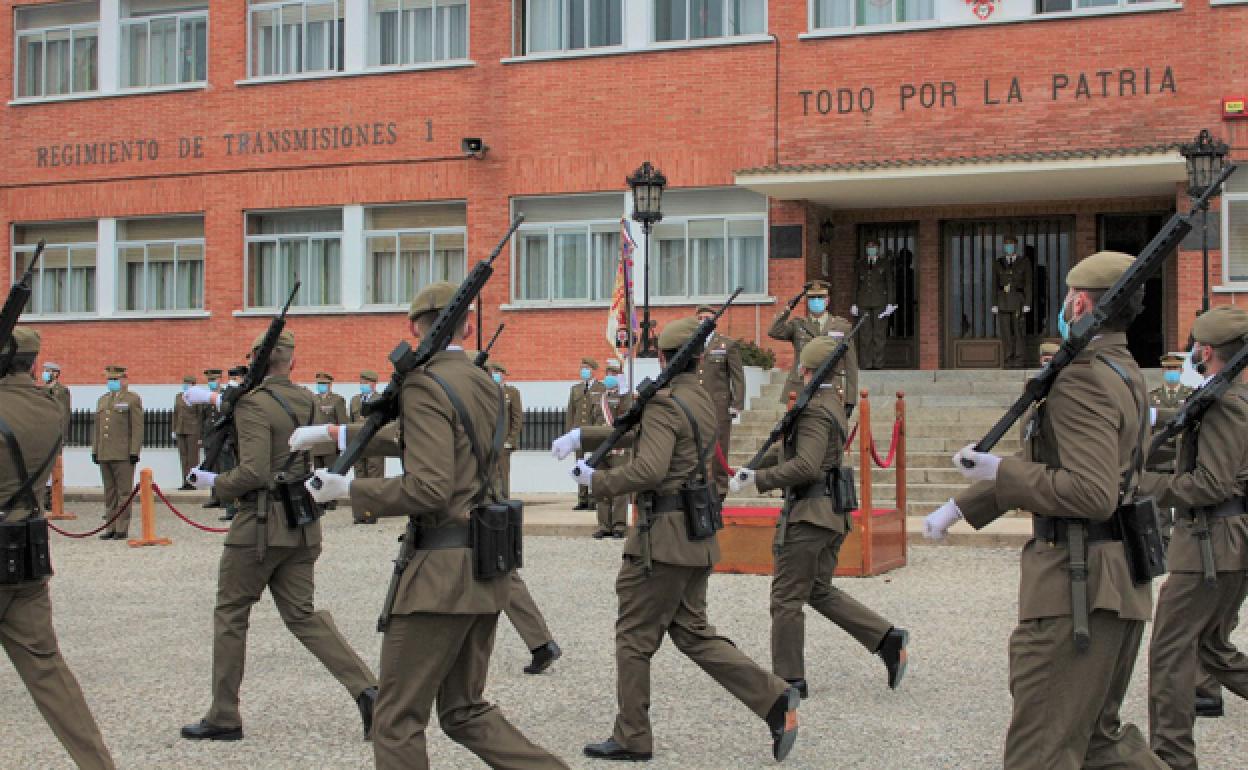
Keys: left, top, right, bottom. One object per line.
{"left": 461, "top": 138, "right": 487, "bottom": 157}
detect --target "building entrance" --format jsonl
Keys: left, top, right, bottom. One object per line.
{"left": 1098, "top": 213, "right": 1170, "bottom": 366}
{"left": 857, "top": 222, "right": 918, "bottom": 368}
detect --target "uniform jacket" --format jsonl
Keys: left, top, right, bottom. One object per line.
{"left": 955, "top": 334, "right": 1153, "bottom": 622}
{"left": 46, "top": 381, "right": 71, "bottom": 438}
{"left": 214, "top": 376, "right": 323, "bottom": 549}
{"left": 566, "top": 380, "right": 606, "bottom": 431}
{"left": 696, "top": 332, "right": 745, "bottom": 411}
{"left": 1139, "top": 382, "right": 1248, "bottom": 573}
{"left": 992, "top": 255, "right": 1033, "bottom": 314}
{"left": 349, "top": 390, "right": 380, "bottom": 422}
{"left": 768, "top": 310, "right": 859, "bottom": 406}
{"left": 314, "top": 391, "right": 348, "bottom": 424}
{"left": 93, "top": 389, "right": 143, "bottom": 462}
{"left": 173, "top": 392, "right": 201, "bottom": 435}
{"left": 502, "top": 384, "right": 523, "bottom": 450}
{"left": 754, "top": 386, "right": 849, "bottom": 534}
{"left": 582, "top": 372, "right": 721, "bottom": 568}
{"left": 350, "top": 351, "right": 512, "bottom": 615}
{"left": 1146, "top": 384, "right": 1193, "bottom": 469}
{"left": 0, "top": 373, "right": 62, "bottom": 517}
{"left": 855, "top": 255, "right": 896, "bottom": 309}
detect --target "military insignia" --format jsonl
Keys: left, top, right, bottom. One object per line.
{"left": 966, "top": 0, "right": 998, "bottom": 20}
{"left": 115, "top": 403, "right": 129, "bottom": 411}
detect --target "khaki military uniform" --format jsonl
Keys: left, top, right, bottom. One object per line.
{"left": 312, "top": 390, "right": 348, "bottom": 470}
{"left": 567, "top": 379, "right": 606, "bottom": 508}
{"left": 955, "top": 334, "right": 1165, "bottom": 769}
{"left": 200, "top": 396, "right": 239, "bottom": 510}
{"left": 1145, "top": 384, "right": 1194, "bottom": 471}
{"left": 697, "top": 331, "right": 746, "bottom": 498}
{"left": 349, "top": 351, "right": 564, "bottom": 769}
{"left": 202, "top": 376, "right": 376, "bottom": 729}
{"left": 173, "top": 390, "right": 202, "bottom": 484}
{"left": 590, "top": 388, "right": 634, "bottom": 535}
{"left": 0, "top": 368, "right": 116, "bottom": 769}
{"left": 1138, "top": 383, "right": 1248, "bottom": 770}
{"left": 499, "top": 383, "right": 523, "bottom": 499}
{"left": 93, "top": 389, "right": 143, "bottom": 537}
{"left": 768, "top": 312, "right": 859, "bottom": 409}
{"left": 348, "top": 390, "right": 385, "bottom": 522}
{"left": 854, "top": 255, "right": 896, "bottom": 370}
{"left": 42, "top": 380, "right": 71, "bottom": 509}
{"left": 581, "top": 372, "right": 789, "bottom": 755}
{"left": 993, "top": 255, "right": 1033, "bottom": 368}
{"left": 755, "top": 386, "right": 892, "bottom": 681}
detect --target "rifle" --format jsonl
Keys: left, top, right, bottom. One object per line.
{"left": 378, "top": 521, "right": 419, "bottom": 632}
{"left": 783, "top": 283, "right": 812, "bottom": 314}
{"left": 473, "top": 323, "right": 506, "bottom": 369}
{"left": 0, "top": 240, "right": 44, "bottom": 376}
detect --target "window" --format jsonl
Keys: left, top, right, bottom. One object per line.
{"left": 654, "top": 0, "right": 764, "bottom": 41}
{"left": 512, "top": 194, "right": 624, "bottom": 303}
{"left": 364, "top": 203, "right": 467, "bottom": 304}
{"left": 523, "top": 0, "right": 621, "bottom": 54}
{"left": 249, "top": 0, "right": 345, "bottom": 77}
{"left": 812, "top": 0, "right": 933, "bottom": 29}
{"left": 1224, "top": 173, "right": 1248, "bottom": 285}
{"left": 116, "top": 216, "right": 204, "bottom": 312}
{"left": 245, "top": 209, "right": 342, "bottom": 308}
{"left": 120, "top": 1, "right": 208, "bottom": 88}
{"left": 15, "top": 2, "right": 99, "bottom": 98}
{"left": 1036, "top": 0, "right": 1163, "bottom": 11}
{"left": 370, "top": 0, "right": 468, "bottom": 65}
{"left": 651, "top": 189, "right": 766, "bottom": 299}
{"left": 12, "top": 222, "right": 98, "bottom": 314}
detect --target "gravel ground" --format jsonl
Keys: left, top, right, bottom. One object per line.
{"left": 4, "top": 503, "right": 1245, "bottom": 769}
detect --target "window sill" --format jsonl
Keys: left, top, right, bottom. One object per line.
{"left": 19, "top": 310, "right": 210, "bottom": 322}
{"left": 501, "top": 47, "right": 630, "bottom": 65}
{"left": 9, "top": 83, "right": 207, "bottom": 106}
{"left": 501, "top": 295, "right": 775, "bottom": 311}
{"left": 646, "top": 34, "right": 774, "bottom": 53}
{"left": 1210, "top": 0, "right": 1247, "bottom": 5}
{"left": 234, "top": 306, "right": 407, "bottom": 317}
{"left": 1213, "top": 285, "right": 1248, "bottom": 294}
{"left": 236, "top": 61, "right": 475, "bottom": 86}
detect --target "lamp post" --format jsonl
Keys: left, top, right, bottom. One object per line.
{"left": 627, "top": 161, "right": 667, "bottom": 358}
{"left": 1180, "top": 129, "right": 1230, "bottom": 313}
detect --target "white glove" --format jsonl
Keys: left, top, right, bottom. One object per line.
{"left": 289, "top": 424, "right": 332, "bottom": 452}
{"left": 729, "top": 468, "right": 756, "bottom": 494}
{"left": 878, "top": 304, "right": 897, "bottom": 319}
{"left": 306, "top": 469, "right": 349, "bottom": 503}
{"left": 187, "top": 467, "right": 216, "bottom": 490}
{"left": 552, "top": 428, "right": 582, "bottom": 460}
{"left": 924, "top": 499, "right": 963, "bottom": 540}
{"left": 570, "top": 459, "right": 594, "bottom": 489}
{"left": 183, "top": 385, "right": 217, "bottom": 407}
{"left": 850, "top": 304, "right": 859, "bottom": 317}
{"left": 1022, "top": 305, "right": 1031, "bottom": 314}
{"left": 990, "top": 305, "right": 999, "bottom": 315}
{"left": 171, "top": 431, "right": 177, "bottom": 440}
{"left": 728, "top": 408, "right": 740, "bottom": 418}
{"left": 953, "top": 444, "right": 1002, "bottom": 482}
{"left": 1149, "top": 407, "right": 1158, "bottom": 427}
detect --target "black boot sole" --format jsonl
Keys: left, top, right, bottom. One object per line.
{"left": 771, "top": 687, "right": 800, "bottom": 761}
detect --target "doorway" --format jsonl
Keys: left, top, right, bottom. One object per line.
{"left": 857, "top": 222, "right": 918, "bottom": 368}
{"left": 1098, "top": 213, "right": 1169, "bottom": 366}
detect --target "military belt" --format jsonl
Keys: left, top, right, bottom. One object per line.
{"left": 1033, "top": 516, "right": 1123, "bottom": 544}
{"left": 1198, "top": 497, "right": 1248, "bottom": 519}
{"left": 792, "top": 479, "right": 833, "bottom": 501}
{"left": 415, "top": 525, "right": 472, "bottom": 550}
{"left": 650, "top": 494, "right": 687, "bottom": 514}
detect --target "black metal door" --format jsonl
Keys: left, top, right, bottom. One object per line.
{"left": 857, "top": 222, "right": 918, "bottom": 368}
{"left": 1098, "top": 213, "right": 1170, "bottom": 367}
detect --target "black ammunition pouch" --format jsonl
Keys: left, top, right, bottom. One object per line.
{"left": 1199, "top": 496, "right": 1248, "bottom": 519}
{"left": 668, "top": 395, "right": 723, "bottom": 542}
{"left": 1118, "top": 498, "right": 1167, "bottom": 585}
{"left": 831, "top": 466, "right": 857, "bottom": 514}
{"left": 0, "top": 518, "right": 52, "bottom": 585}
{"left": 273, "top": 470, "right": 323, "bottom": 530}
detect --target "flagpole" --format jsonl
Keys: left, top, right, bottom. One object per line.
{"left": 622, "top": 219, "right": 636, "bottom": 394}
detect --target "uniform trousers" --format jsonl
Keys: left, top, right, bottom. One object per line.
{"left": 1196, "top": 607, "right": 1241, "bottom": 700}
{"left": 577, "top": 453, "right": 593, "bottom": 508}
{"left": 711, "top": 406, "right": 735, "bottom": 499}
{"left": 1149, "top": 570, "right": 1248, "bottom": 770}
{"left": 350, "top": 457, "right": 385, "bottom": 522}
{"left": 0, "top": 580, "right": 115, "bottom": 770}
{"left": 1000, "top": 310, "right": 1026, "bottom": 367}
{"left": 612, "top": 557, "right": 788, "bottom": 754}
{"left": 504, "top": 572, "right": 555, "bottom": 651}
{"left": 499, "top": 448, "right": 513, "bottom": 499}
{"left": 595, "top": 451, "right": 629, "bottom": 534}
{"left": 373, "top": 610, "right": 568, "bottom": 770}
{"left": 770, "top": 522, "right": 892, "bottom": 680}
{"left": 176, "top": 433, "right": 200, "bottom": 484}
{"left": 206, "top": 544, "right": 376, "bottom": 728}
{"left": 99, "top": 461, "right": 135, "bottom": 536}
{"left": 858, "top": 307, "right": 888, "bottom": 370}
{"left": 1005, "top": 610, "right": 1165, "bottom": 769}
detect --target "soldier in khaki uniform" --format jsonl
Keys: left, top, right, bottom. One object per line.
{"left": 695, "top": 306, "right": 746, "bottom": 499}
{"left": 174, "top": 375, "right": 202, "bottom": 490}
{"left": 851, "top": 239, "right": 897, "bottom": 370}
{"left": 200, "top": 368, "right": 238, "bottom": 521}
{"left": 992, "top": 236, "right": 1034, "bottom": 369}
{"left": 769, "top": 280, "right": 859, "bottom": 413}
{"left": 488, "top": 362, "right": 524, "bottom": 499}
{"left": 1, "top": 328, "right": 116, "bottom": 769}
{"left": 1146, "top": 354, "right": 1194, "bottom": 473}
{"left": 1139, "top": 307, "right": 1248, "bottom": 770}
{"left": 40, "top": 361, "right": 71, "bottom": 510}
{"left": 301, "top": 283, "right": 567, "bottom": 770}
{"left": 312, "top": 373, "right": 347, "bottom": 511}
{"left": 732, "top": 335, "right": 908, "bottom": 700}
{"left": 566, "top": 357, "right": 605, "bottom": 510}
{"left": 590, "top": 359, "right": 633, "bottom": 538}
{"left": 179, "top": 331, "right": 377, "bottom": 742}
{"left": 557, "top": 316, "right": 800, "bottom": 763}
{"left": 348, "top": 370, "right": 384, "bottom": 524}
{"left": 926, "top": 251, "right": 1166, "bottom": 769}
{"left": 92, "top": 365, "right": 143, "bottom": 540}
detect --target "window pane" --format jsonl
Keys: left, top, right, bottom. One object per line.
{"left": 68, "top": 247, "right": 96, "bottom": 313}
{"left": 690, "top": 0, "right": 722, "bottom": 38}
{"left": 306, "top": 238, "right": 341, "bottom": 305}
{"left": 728, "top": 219, "right": 765, "bottom": 294}
{"left": 365, "top": 202, "right": 466, "bottom": 229}
{"left": 1228, "top": 200, "right": 1248, "bottom": 284}
{"left": 554, "top": 229, "right": 590, "bottom": 299}
{"left": 373, "top": 0, "right": 400, "bottom": 64}
{"left": 432, "top": 232, "right": 466, "bottom": 283}
{"left": 406, "top": 0, "right": 435, "bottom": 62}
{"left": 368, "top": 235, "right": 398, "bottom": 304}
{"left": 690, "top": 219, "right": 726, "bottom": 296}
{"left": 655, "top": 0, "right": 686, "bottom": 41}
{"left": 814, "top": 0, "right": 851, "bottom": 27}
{"left": 251, "top": 8, "right": 277, "bottom": 75}
{"left": 18, "top": 34, "right": 44, "bottom": 98}
{"left": 248, "top": 209, "right": 342, "bottom": 234}
{"left": 898, "top": 0, "right": 934, "bottom": 20}
{"left": 176, "top": 242, "right": 204, "bottom": 309}
{"left": 568, "top": 0, "right": 586, "bottom": 49}
{"left": 529, "top": 0, "right": 563, "bottom": 52}
{"left": 518, "top": 232, "right": 550, "bottom": 300}
{"left": 248, "top": 241, "right": 277, "bottom": 307}
{"left": 305, "top": 1, "right": 339, "bottom": 72}
{"left": 588, "top": 0, "right": 621, "bottom": 46}
{"left": 436, "top": 0, "right": 468, "bottom": 59}
{"left": 120, "top": 245, "right": 147, "bottom": 311}
{"left": 592, "top": 227, "right": 620, "bottom": 300}
{"left": 146, "top": 242, "right": 176, "bottom": 310}
{"left": 149, "top": 16, "right": 178, "bottom": 85}
{"left": 858, "top": 0, "right": 893, "bottom": 25}
{"left": 180, "top": 16, "right": 208, "bottom": 81}
{"left": 46, "top": 29, "right": 72, "bottom": 95}
{"left": 399, "top": 232, "right": 431, "bottom": 299}
{"left": 39, "top": 247, "right": 71, "bottom": 313}
{"left": 653, "top": 222, "right": 687, "bottom": 297}
{"left": 72, "top": 27, "right": 98, "bottom": 91}
{"left": 122, "top": 22, "right": 149, "bottom": 87}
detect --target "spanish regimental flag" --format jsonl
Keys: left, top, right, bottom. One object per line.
{"left": 606, "top": 218, "right": 638, "bottom": 352}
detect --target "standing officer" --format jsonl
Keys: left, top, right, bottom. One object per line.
{"left": 925, "top": 251, "right": 1165, "bottom": 769}
{"left": 1146, "top": 354, "right": 1193, "bottom": 473}
{"left": 732, "top": 334, "right": 909, "bottom": 700}
{"left": 487, "top": 362, "right": 524, "bottom": 499}
{"left": 348, "top": 370, "right": 384, "bottom": 525}
{"left": 200, "top": 369, "right": 232, "bottom": 517}
{"left": 590, "top": 359, "right": 633, "bottom": 539}
{"left": 1, "top": 328, "right": 116, "bottom": 769}
{"left": 40, "top": 361, "right": 71, "bottom": 510}
{"left": 852, "top": 239, "right": 897, "bottom": 370}
{"left": 556, "top": 316, "right": 801, "bottom": 763}
{"left": 695, "top": 306, "right": 745, "bottom": 500}
{"left": 1138, "top": 307, "right": 1248, "bottom": 770}
{"left": 302, "top": 283, "right": 567, "bottom": 769}
{"left": 992, "top": 236, "right": 1033, "bottom": 369}
{"left": 180, "top": 331, "right": 378, "bottom": 742}
{"left": 174, "top": 375, "right": 202, "bottom": 490}
{"left": 769, "top": 280, "right": 859, "bottom": 413}
{"left": 312, "top": 372, "right": 347, "bottom": 511}
{"left": 566, "top": 357, "right": 605, "bottom": 511}
{"left": 93, "top": 365, "right": 143, "bottom": 541}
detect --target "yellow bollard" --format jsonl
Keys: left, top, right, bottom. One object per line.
{"left": 46, "top": 455, "right": 78, "bottom": 520}
{"left": 128, "top": 468, "right": 172, "bottom": 548}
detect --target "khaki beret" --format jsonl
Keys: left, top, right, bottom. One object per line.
{"left": 581, "top": 357, "right": 599, "bottom": 370}
{"left": 1159, "top": 353, "right": 1185, "bottom": 367}
{"left": 1192, "top": 306, "right": 1248, "bottom": 347}
{"left": 9, "top": 327, "right": 40, "bottom": 354}
{"left": 104, "top": 364, "right": 126, "bottom": 377}
{"left": 658, "top": 317, "right": 702, "bottom": 350}
{"left": 315, "top": 372, "right": 334, "bottom": 383}
{"left": 695, "top": 304, "right": 715, "bottom": 315}
{"left": 183, "top": 375, "right": 197, "bottom": 384}
{"left": 42, "top": 361, "right": 60, "bottom": 372}
{"left": 487, "top": 362, "right": 507, "bottom": 374}
{"left": 605, "top": 358, "right": 622, "bottom": 372}
{"left": 359, "top": 370, "right": 379, "bottom": 382}
{"left": 1039, "top": 342, "right": 1061, "bottom": 357}
{"left": 228, "top": 365, "right": 247, "bottom": 378}
{"left": 799, "top": 334, "right": 844, "bottom": 369}
{"left": 1066, "top": 251, "right": 1136, "bottom": 290}
{"left": 203, "top": 368, "right": 223, "bottom": 378}
{"left": 252, "top": 330, "right": 295, "bottom": 351}
{"left": 806, "top": 280, "right": 830, "bottom": 297}
{"left": 408, "top": 281, "right": 460, "bottom": 319}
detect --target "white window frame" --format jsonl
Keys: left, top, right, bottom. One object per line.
{"left": 119, "top": 8, "right": 209, "bottom": 89}
{"left": 115, "top": 236, "right": 205, "bottom": 313}
{"left": 653, "top": 0, "right": 766, "bottom": 43}
{"left": 650, "top": 214, "right": 767, "bottom": 301}
{"left": 511, "top": 219, "right": 623, "bottom": 306}
{"left": 802, "top": 0, "right": 1179, "bottom": 38}
{"left": 523, "top": 0, "right": 623, "bottom": 55}
{"left": 243, "top": 210, "right": 345, "bottom": 309}
{"left": 247, "top": 0, "right": 345, "bottom": 79}
{"left": 14, "top": 19, "right": 101, "bottom": 99}
{"left": 368, "top": 0, "right": 471, "bottom": 68}
{"left": 807, "top": 0, "right": 936, "bottom": 31}
{"left": 1035, "top": 0, "right": 1166, "bottom": 13}
{"left": 11, "top": 239, "right": 99, "bottom": 317}
{"left": 362, "top": 225, "right": 468, "bottom": 307}
{"left": 1221, "top": 188, "right": 1248, "bottom": 290}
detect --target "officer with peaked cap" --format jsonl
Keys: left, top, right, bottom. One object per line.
{"left": 1146, "top": 353, "right": 1194, "bottom": 473}
{"left": 39, "top": 360, "right": 70, "bottom": 510}
{"left": 93, "top": 364, "right": 143, "bottom": 540}
{"left": 589, "top": 358, "right": 633, "bottom": 538}
{"left": 694, "top": 305, "right": 746, "bottom": 500}
{"left": 852, "top": 239, "right": 898, "bottom": 370}
{"left": 487, "top": 362, "right": 524, "bottom": 500}
{"left": 991, "top": 235, "right": 1034, "bottom": 369}
{"left": 349, "top": 370, "right": 384, "bottom": 524}
{"left": 311, "top": 373, "right": 347, "bottom": 512}
{"left": 769, "top": 280, "right": 859, "bottom": 414}
{"left": 174, "top": 375, "right": 202, "bottom": 490}
{"left": 567, "top": 356, "right": 605, "bottom": 510}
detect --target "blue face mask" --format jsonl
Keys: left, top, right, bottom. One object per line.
{"left": 182, "top": 383, "right": 190, "bottom": 392}
{"left": 360, "top": 383, "right": 373, "bottom": 394}
{"left": 604, "top": 375, "right": 619, "bottom": 390}
{"left": 107, "top": 379, "right": 121, "bottom": 393}
{"left": 580, "top": 368, "right": 592, "bottom": 381}
{"left": 491, "top": 373, "right": 503, "bottom": 384}
{"left": 1163, "top": 371, "right": 1181, "bottom": 386}
{"left": 866, "top": 247, "right": 878, "bottom": 258}
{"left": 1057, "top": 299, "right": 1073, "bottom": 341}
{"left": 208, "top": 380, "right": 219, "bottom": 391}
{"left": 41, "top": 371, "right": 52, "bottom": 383}
{"left": 1004, "top": 244, "right": 1016, "bottom": 256}
{"left": 316, "top": 383, "right": 329, "bottom": 395}
{"left": 807, "top": 298, "right": 827, "bottom": 315}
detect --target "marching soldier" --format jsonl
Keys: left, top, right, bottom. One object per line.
{"left": 93, "top": 365, "right": 143, "bottom": 540}
{"left": 590, "top": 359, "right": 633, "bottom": 539}
{"left": 566, "top": 357, "right": 605, "bottom": 511}
{"left": 174, "top": 375, "right": 202, "bottom": 490}
{"left": 488, "top": 362, "right": 524, "bottom": 500}
{"left": 769, "top": 280, "right": 859, "bottom": 414}
{"left": 40, "top": 361, "right": 70, "bottom": 510}
{"left": 300, "top": 283, "right": 567, "bottom": 769}
{"left": 851, "top": 239, "right": 897, "bottom": 370}
{"left": 695, "top": 306, "right": 746, "bottom": 500}
{"left": 926, "top": 251, "right": 1165, "bottom": 769}
{"left": 992, "top": 236, "right": 1033, "bottom": 369}
{"left": 312, "top": 372, "right": 347, "bottom": 510}
{"left": 1, "top": 328, "right": 117, "bottom": 769}
{"left": 348, "top": 370, "right": 384, "bottom": 524}
{"left": 556, "top": 316, "right": 801, "bottom": 763}
{"left": 202, "top": 368, "right": 241, "bottom": 522}
{"left": 732, "top": 335, "right": 909, "bottom": 700}
{"left": 1139, "top": 307, "right": 1248, "bottom": 769}
{"left": 179, "top": 331, "right": 378, "bottom": 743}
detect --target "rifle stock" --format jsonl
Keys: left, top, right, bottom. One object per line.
{"left": 0, "top": 239, "right": 44, "bottom": 375}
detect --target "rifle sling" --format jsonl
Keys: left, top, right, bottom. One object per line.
{"left": 0, "top": 414, "right": 61, "bottom": 515}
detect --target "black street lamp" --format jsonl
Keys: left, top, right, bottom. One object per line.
{"left": 1180, "top": 129, "right": 1230, "bottom": 313}
{"left": 627, "top": 161, "right": 667, "bottom": 358}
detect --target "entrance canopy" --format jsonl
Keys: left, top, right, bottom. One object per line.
{"left": 734, "top": 146, "right": 1185, "bottom": 208}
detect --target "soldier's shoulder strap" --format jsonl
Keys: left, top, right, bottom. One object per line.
{"left": 0, "top": 413, "right": 60, "bottom": 512}
{"left": 1094, "top": 354, "right": 1148, "bottom": 505}
{"left": 426, "top": 372, "right": 505, "bottom": 505}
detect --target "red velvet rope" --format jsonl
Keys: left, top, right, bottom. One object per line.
{"left": 47, "top": 484, "right": 139, "bottom": 538}
{"left": 868, "top": 419, "right": 903, "bottom": 469}
{"left": 844, "top": 423, "right": 858, "bottom": 449}
{"left": 715, "top": 420, "right": 865, "bottom": 480}
{"left": 152, "top": 484, "right": 230, "bottom": 534}
{"left": 714, "top": 443, "right": 735, "bottom": 477}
